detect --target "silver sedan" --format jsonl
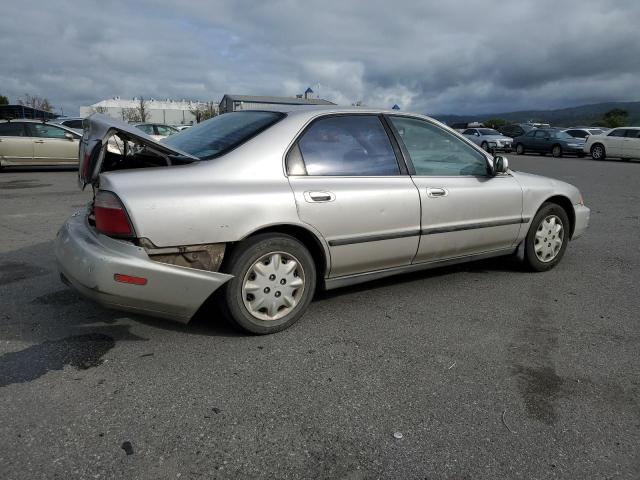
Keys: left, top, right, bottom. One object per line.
{"left": 55, "top": 108, "right": 590, "bottom": 334}
{"left": 463, "top": 127, "right": 514, "bottom": 152}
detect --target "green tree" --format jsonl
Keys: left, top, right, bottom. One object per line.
{"left": 0, "top": 94, "right": 9, "bottom": 105}
{"left": 600, "top": 108, "right": 629, "bottom": 128}
{"left": 484, "top": 118, "right": 508, "bottom": 129}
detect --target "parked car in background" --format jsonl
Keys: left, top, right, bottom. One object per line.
{"left": 584, "top": 127, "right": 640, "bottom": 161}
{"left": 55, "top": 109, "right": 589, "bottom": 334}
{"left": 134, "top": 123, "right": 179, "bottom": 141}
{"left": 0, "top": 119, "right": 81, "bottom": 168}
{"left": 462, "top": 127, "right": 513, "bottom": 152}
{"left": 51, "top": 117, "right": 84, "bottom": 134}
{"left": 513, "top": 128, "right": 586, "bottom": 157}
{"left": 564, "top": 127, "right": 606, "bottom": 139}
{"left": 498, "top": 123, "right": 536, "bottom": 138}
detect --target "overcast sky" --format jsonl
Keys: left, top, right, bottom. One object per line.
{"left": 2, "top": 0, "right": 639, "bottom": 116}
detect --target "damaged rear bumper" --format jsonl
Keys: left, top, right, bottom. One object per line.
{"left": 54, "top": 211, "right": 232, "bottom": 323}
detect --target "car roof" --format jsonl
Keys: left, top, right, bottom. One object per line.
{"left": 0, "top": 118, "right": 81, "bottom": 134}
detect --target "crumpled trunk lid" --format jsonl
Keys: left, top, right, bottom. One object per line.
{"left": 78, "top": 113, "right": 199, "bottom": 189}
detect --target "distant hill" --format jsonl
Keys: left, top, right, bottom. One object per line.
{"left": 433, "top": 101, "right": 640, "bottom": 127}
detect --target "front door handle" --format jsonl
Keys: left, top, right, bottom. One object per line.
{"left": 304, "top": 191, "right": 336, "bottom": 203}
{"left": 33, "top": 140, "right": 45, "bottom": 143}
{"left": 426, "top": 187, "right": 448, "bottom": 198}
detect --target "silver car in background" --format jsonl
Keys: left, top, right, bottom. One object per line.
{"left": 462, "top": 127, "right": 513, "bottom": 152}
{"left": 55, "top": 108, "right": 589, "bottom": 334}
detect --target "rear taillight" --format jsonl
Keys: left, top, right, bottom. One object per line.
{"left": 94, "top": 190, "right": 134, "bottom": 237}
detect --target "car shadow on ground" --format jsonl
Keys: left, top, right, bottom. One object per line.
{"left": 314, "top": 254, "right": 523, "bottom": 302}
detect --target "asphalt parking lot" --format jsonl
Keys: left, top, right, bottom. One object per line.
{"left": 0, "top": 154, "right": 638, "bottom": 479}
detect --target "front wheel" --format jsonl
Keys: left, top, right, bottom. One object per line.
{"left": 591, "top": 144, "right": 606, "bottom": 160}
{"left": 218, "top": 233, "right": 316, "bottom": 334}
{"left": 516, "top": 143, "right": 525, "bottom": 155}
{"left": 552, "top": 144, "right": 563, "bottom": 158}
{"left": 523, "top": 203, "right": 570, "bottom": 272}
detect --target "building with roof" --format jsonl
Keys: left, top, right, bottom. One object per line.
{"left": 0, "top": 104, "right": 58, "bottom": 121}
{"left": 218, "top": 94, "right": 335, "bottom": 114}
{"left": 79, "top": 97, "right": 217, "bottom": 125}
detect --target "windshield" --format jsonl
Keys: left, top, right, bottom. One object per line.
{"left": 553, "top": 131, "right": 573, "bottom": 139}
{"left": 163, "top": 111, "right": 285, "bottom": 159}
{"left": 478, "top": 128, "right": 500, "bottom": 135}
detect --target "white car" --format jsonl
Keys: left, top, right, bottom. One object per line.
{"left": 584, "top": 127, "right": 640, "bottom": 161}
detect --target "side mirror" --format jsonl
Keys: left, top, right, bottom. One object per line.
{"left": 475, "top": 132, "right": 480, "bottom": 136}
{"left": 494, "top": 155, "right": 509, "bottom": 174}
{"left": 64, "top": 132, "right": 74, "bottom": 140}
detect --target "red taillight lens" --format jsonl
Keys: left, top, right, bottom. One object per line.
{"left": 94, "top": 190, "right": 134, "bottom": 237}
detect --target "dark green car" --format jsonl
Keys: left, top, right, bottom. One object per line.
{"left": 513, "top": 128, "right": 586, "bottom": 157}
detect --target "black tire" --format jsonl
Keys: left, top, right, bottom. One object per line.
{"left": 591, "top": 143, "right": 606, "bottom": 160}
{"left": 516, "top": 143, "right": 525, "bottom": 155}
{"left": 523, "top": 202, "right": 570, "bottom": 272}
{"left": 551, "top": 144, "right": 562, "bottom": 158}
{"left": 218, "top": 233, "right": 316, "bottom": 334}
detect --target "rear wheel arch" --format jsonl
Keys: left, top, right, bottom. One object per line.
{"left": 225, "top": 224, "right": 329, "bottom": 286}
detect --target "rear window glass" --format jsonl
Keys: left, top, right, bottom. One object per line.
{"left": 0, "top": 122, "right": 25, "bottom": 136}
{"left": 163, "top": 111, "right": 285, "bottom": 160}
{"left": 63, "top": 120, "right": 84, "bottom": 129}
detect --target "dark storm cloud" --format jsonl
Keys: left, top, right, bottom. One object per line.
{"left": 1, "top": 0, "right": 639, "bottom": 115}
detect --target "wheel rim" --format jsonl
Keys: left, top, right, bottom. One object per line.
{"left": 241, "top": 251, "right": 305, "bottom": 321}
{"left": 553, "top": 146, "right": 561, "bottom": 156}
{"left": 517, "top": 144, "right": 523, "bottom": 154}
{"left": 592, "top": 146, "right": 602, "bottom": 158}
{"left": 534, "top": 215, "right": 564, "bottom": 263}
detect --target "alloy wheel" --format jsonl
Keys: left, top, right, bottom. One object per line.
{"left": 241, "top": 251, "right": 305, "bottom": 321}
{"left": 534, "top": 215, "right": 564, "bottom": 263}
{"left": 592, "top": 145, "right": 603, "bottom": 159}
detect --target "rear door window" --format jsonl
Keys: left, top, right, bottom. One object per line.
{"left": 624, "top": 129, "right": 640, "bottom": 138}
{"left": 28, "top": 123, "right": 70, "bottom": 138}
{"left": 296, "top": 115, "right": 400, "bottom": 176}
{"left": 0, "top": 122, "right": 26, "bottom": 136}
{"left": 62, "top": 120, "right": 84, "bottom": 129}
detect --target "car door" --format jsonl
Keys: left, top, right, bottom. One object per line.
{"left": 603, "top": 129, "right": 625, "bottom": 157}
{"left": 386, "top": 115, "right": 523, "bottom": 263}
{"left": 286, "top": 114, "right": 421, "bottom": 278}
{"left": 27, "top": 123, "right": 79, "bottom": 164}
{"left": 533, "top": 130, "right": 549, "bottom": 152}
{"left": 0, "top": 122, "right": 33, "bottom": 165}
{"left": 622, "top": 129, "right": 640, "bottom": 159}
{"left": 520, "top": 130, "right": 536, "bottom": 151}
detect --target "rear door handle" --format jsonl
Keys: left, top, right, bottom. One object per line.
{"left": 426, "top": 187, "right": 448, "bottom": 198}
{"left": 34, "top": 140, "right": 45, "bottom": 143}
{"left": 304, "top": 191, "right": 336, "bottom": 203}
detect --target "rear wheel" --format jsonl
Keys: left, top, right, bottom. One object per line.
{"left": 523, "top": 203, "right": 570, "bottom": 272}
{"left": 591, "top": 143, "right": 606, "bottom": 160}
{"left": 552, "top": 144, "right": 563, "bottom": 158}
{"left": 516, "top": 143, "right": 525, "bottom": 155}
{"left": 218, "top": 233, "right": 316, "bottom": 334}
